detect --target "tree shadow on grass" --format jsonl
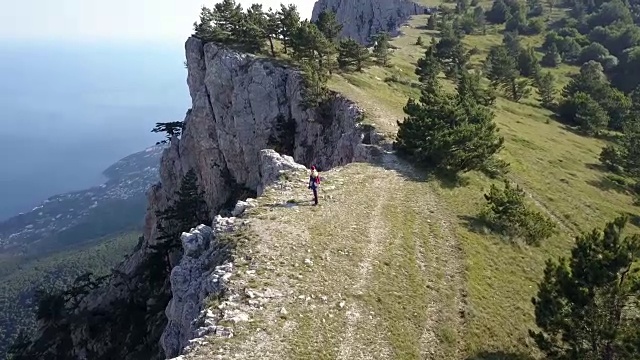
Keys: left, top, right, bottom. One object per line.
{"left": 585, "top": 162, "right": 610, "bottom": 173}
{"left": 458, "top": 214, "right": 490, "bottom": 235}
{"left": 466, "top": 351, "right": 536, "bottom": 360}
{"left": 625, "top": 212, "right": 640, "bottom": 227}
{"left": 585, "top": 176, "right": 631, "bottom": 195}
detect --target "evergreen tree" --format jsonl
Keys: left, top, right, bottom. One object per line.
{"left": 151, "top": 121, "right": 184, "bottom": 145}
{"left": 338, "top": 38, "right": 371, "bottom": 71}
{"left": 373, "top": 32, "right": 392, "bottom": 66}
{"left": 193, "top": 6, "right": 216, "bottom": 41}
{"left": 211, "top": 0, "right": 244, "bottom": 43}
{"left": 395, "top": 55, "right": 504, "bottom": 175}
{"left": 240, "top": 4, "right": 267, "bottom": 53}
{"left": 530, "top": 216, "right": 640, "bottom": 360}
{"left": 278, "top": 4, "right": 300, "bottom": 54}
{"left": 457, "top": 68, "right": 497, "bottom": 107}
{"left": 510, "top": 78, "right": 533, "bottom": 102}
{"left": 427, "top": 14, "right": 438, "bottom": 30}
{"left": 480, "top": 179, "right": 557, "bottom": 244}
{"left": 502, "top": 31, "right": 522, "bottom": 58}
{"left": 434, "top": 28, "right": 469, "bottom": 76}
{"left": 535, "top": 71, "right": 557, "bottom": 108}
{"left": 527, "top": 0, "right": 544, "bottom": 16}
{"left": 155, "top": 169, "right": 210, "bottom": 256}
{"left": 541, "top": 43, "right": 561, "bottom": 67}
{"left": 571, "top": 92, "right": 610, "bottom": 135}
{"left": 505, "top": 5, "right": 528, "bottom": 33}
{"left": 518, "top": 47, "right": 541, "bottom": 78}
{"left": 416, "top": 36, "right": 424, "bottom": 46}
{"left": 299, "top": 59, "right": 330, "bottom": 108}
{"left": 291, "top": 21, "right": 332, "bottom": 70}
{"left": 265, "top": 8, "right": 280, "bottom": 57}
{"left": 314, "top": 10, "right": 343, "bottom": 43}
{"left": 415, "top": 45, "right": 441, "bottom": 91}
{"left": 486, "top": 0, "right": 510, "bottom": 23}
{"left": 486, "top": 45, "right": 524, "bottom": 100}
{"left": 473, "top": 6, "right": 487, "bottom": 33}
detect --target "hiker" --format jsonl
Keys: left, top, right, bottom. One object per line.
{"left": 308, "top": 165, "right": 321, "bottom": 205}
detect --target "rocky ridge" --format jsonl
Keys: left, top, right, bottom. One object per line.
{"left": 311, "top": 0, "right": 428, "bottom": 44}
{"left": 14, "top": 34, "right": 380, "bottom": 359}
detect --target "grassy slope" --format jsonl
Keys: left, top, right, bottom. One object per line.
{"left": 324, "top": 6, "right": 640, "bottom": 359}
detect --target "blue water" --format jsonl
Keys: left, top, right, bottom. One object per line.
{"left": 0, "top": 40, "right": 191, "bottom": 220}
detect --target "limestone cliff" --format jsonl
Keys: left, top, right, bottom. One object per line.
{"left": 311, "top": 0, "right": 427, "bottom": 44}
{"left": 13, "top": 37, "right": 376, "bottom": 360}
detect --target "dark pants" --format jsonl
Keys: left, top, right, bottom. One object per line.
{"left": 311, "top": 187, "right": 318, "bottom": 205}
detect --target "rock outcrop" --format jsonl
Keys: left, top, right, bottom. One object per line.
{"left": 311, "top": 0, "right": 427, "bottom": 44}
{"left": 160, "top": 219, "right": 236, "bottom": 358}
{"left": 15, "top": 36, "right": 379, "bottom": 360}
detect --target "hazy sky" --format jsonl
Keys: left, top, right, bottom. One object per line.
{"left": 1, "top": 0, "right": 314, "bottom": 43}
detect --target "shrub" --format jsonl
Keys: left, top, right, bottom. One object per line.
{"left": 480, "top": 180, "right": 557, "bottom": 245}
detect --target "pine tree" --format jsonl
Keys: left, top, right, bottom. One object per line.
{"left": 314, "top": 10, "right": 343, "bottom": 43}
{"left": 265, "top": 8, "right": 280, "bottom": 57}
{"left": 485, "top": 45, "right": 519, "bottom": 93}
{"left": 338, "top": 38, "right": 371, "bottom": 71}
{"left": 473, "top": 6, "right": 486, "bottom": 33}
{"left": 541, "top": 43, "right": 561, "bottom": 67}
{"left": 212, "top": 0, "right": 244, "bottom": 43}
{"left": 299, "top": 59, "right": 330, "bottom": 108}
{"left": 486, "top": 0, "right": 509, "bottom": 23}
{"left": 416, "top": 36, "right": 424, "bottom": 46}
{"left": 535, "top": 71, "right": 557, "bottom": 108}
{"left": 395, "top": 55, "right": 504, "bottom": 175}
{"left": 502, "top": 31, "right": 522, "bottom": 58}
{"left": 530, "top": 216, "right": 640, "bottom": 359}
{"left": 240, "top": 4, "right": 267, "bottom": 53}
{"left": 427, "top": 14, "right": 438, "bottom": 30}
{"left": 155, "top": 169, "right": 210, "bottom": 255}
{"left": 518, "top": 46, "right": 541, "bottom": 79}
{"left": 457, "top": 69, "right": 497, "bottom": 107}
{"left": 373, "top": 32, "right": 392, "bottom": 66}
{"left": 509, "top": 78, "right": 532, "bottom": 102}
{"left": 151, "top": 121, "right": 184, "bottom": 144}
{"left": 415, "top": 45, "right": 441, "bottom": 91}
{"left": 278, "top": 4, "right": 300, "bottom": 54}
{"left": 569, "top": 92, "right": 609, "bottom": 135}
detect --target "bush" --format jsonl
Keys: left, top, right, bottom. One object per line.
{"left": 479, "top": 180, "right": 557, "bottom": 245}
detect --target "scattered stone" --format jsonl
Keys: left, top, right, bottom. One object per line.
{"left": 339, "top": 301, "right": 346, "bottom": 309}
{"left": 304, "top": 258, "right": 313, "bottom": 266}
{"left": 280, "top": 307, "right": 288, "bottom": 316}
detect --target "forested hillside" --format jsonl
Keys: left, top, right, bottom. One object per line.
{"left": 0, "top": 233, "right": 138, "bottom": 358}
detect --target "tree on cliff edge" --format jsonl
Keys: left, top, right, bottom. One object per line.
{"left": 151, "top": 121, "right": 184, "bottom": 145}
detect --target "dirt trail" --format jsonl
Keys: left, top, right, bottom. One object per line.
{"left": 178, "top": 152, "right": 468, "bottom": 360}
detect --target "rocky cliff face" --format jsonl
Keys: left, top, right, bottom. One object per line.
{"left": 15, "top": 38, "right": 376, "bottom": 360}
{"left": 311, "top": 0, "right": 427, "bottom": 44}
